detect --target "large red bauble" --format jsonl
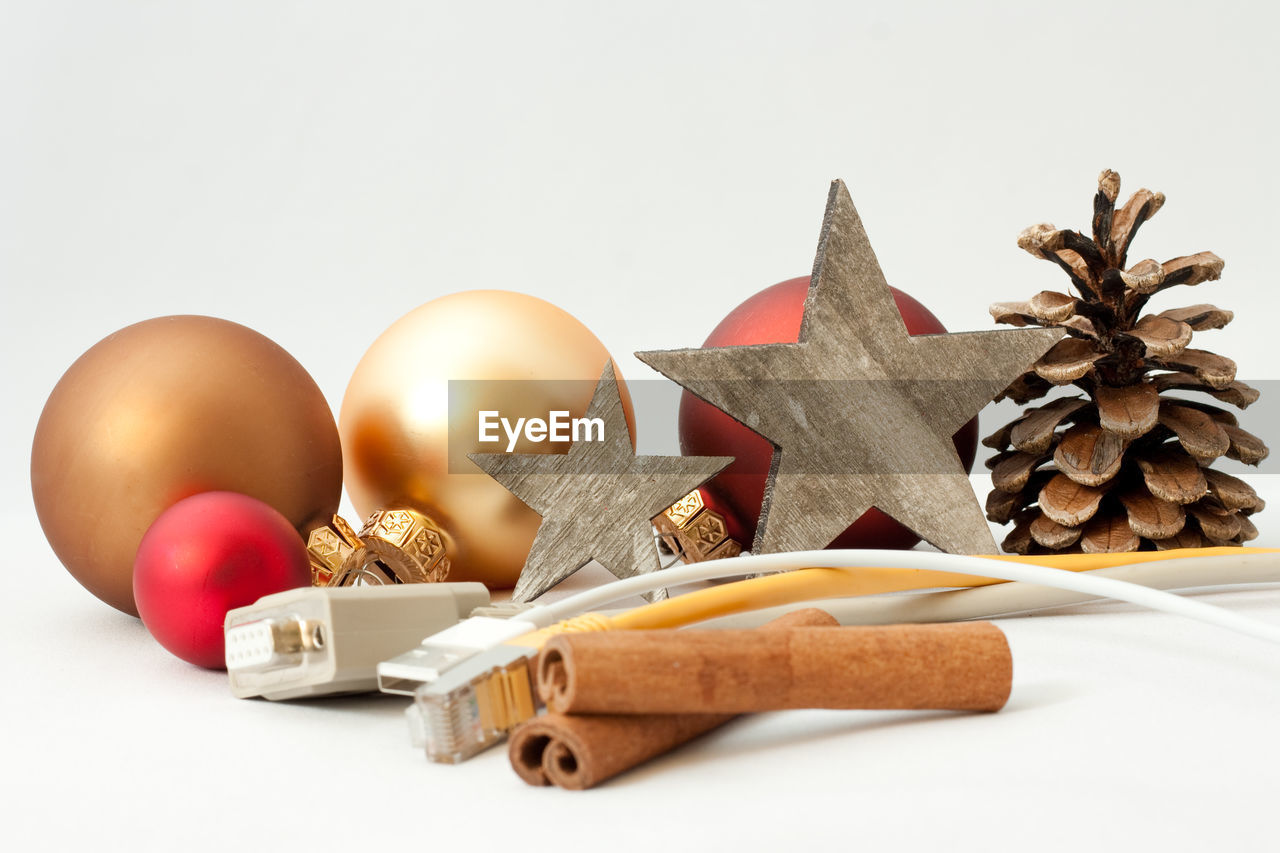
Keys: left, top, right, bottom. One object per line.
{"left": 133, "top": 492, "right": 312, "bottom": 669}
{"left": 678, "top": 277, "right": 980, "bottom": 551}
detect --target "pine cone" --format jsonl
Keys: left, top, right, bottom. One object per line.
{"left": 986, "top": 170, "right": 1268, "bottom": 554}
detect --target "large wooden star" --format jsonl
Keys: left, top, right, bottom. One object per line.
{"left": 469, "top": 364, "right": 733, "bottom": 602}
{"left": 636, "top": 180, "right": 1064, "bottom": 555}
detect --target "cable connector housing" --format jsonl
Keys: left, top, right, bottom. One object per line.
{"left": 383, "top": 616, "right": 544, "bottom": 764}
{"left": 225, "top": 583, "right": 489, "bottom": 700}
{"left": 376, "top": 615, "right": 539, "bottom": 695}
{"left": 386, "top": 612, "right": 624, "bottom": 763}
{"left": 406, "top": 644, "right": 539, "bottom": 763}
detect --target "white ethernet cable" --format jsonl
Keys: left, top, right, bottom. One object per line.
{"left": 700, "top": 550, "right": 1280, "bottom": 629}
{"left": 382, "top": 550, "right": 1280, "bottom": 699}
{"left": 517, "top": 549, "right": 1280, "bottom": 644}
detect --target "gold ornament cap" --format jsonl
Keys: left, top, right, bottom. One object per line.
{"left": 653, "top": 490, "right": 742, "bottom": 563}
{"left": 306, "top": 515, "right": 363, "bottom": 586}
{"left": 331, "top": 508, "right": 452, "bottom": 586}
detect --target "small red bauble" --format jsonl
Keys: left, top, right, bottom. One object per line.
{"left": 133, "top": 491, "right": 312, "bottom": 669}
{"left": 678, "top": 277, "right": 980, "bottom": 550}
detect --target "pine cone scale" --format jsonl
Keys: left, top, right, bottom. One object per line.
{"left": 1081, "top": 515, "right": 1140, "bottom": 554}
{"left": 1127, "top": 315, "right": 1193, "bottom": 357}
{"left": 1054, "top": 423, "right": 1126, "bottom": 487}
{"left": 1035, "top": 338, "right": 1106, "bottom": 383}
{"left": 1159, "top": 404, "right": 1231, "bottom": 460}
{"left": 1136, "top": 449, "right": 1208, "bottom": 505}
{"left": 1120, "top": 489, "right": 1186, "bottom": 540}
{"left": 1038, "top": 473, "right": 1105, "bottom": 527}
{"left": 1151, "top": 348, "right": 1236, "bottom": 389}
{"left": 1030, "top": 514, "right": 1082, "bottom": 549}
{"left": 1223, "top": 425, "right": 1269, "bottom": 465}
{"left": 1095, "top": 384, "right": 1159, "bottom": 438}
{"left": 1203, "top": 469, "right": 1262, "bottom": 512}
{"left": 1009, "top": 397, "right": 1087, "bottom": 453}
{"left": 1156, "top": 304, "right": 1233, "bottom": 331}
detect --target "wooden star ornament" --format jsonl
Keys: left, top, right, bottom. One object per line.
{"left": 636, "top": 180, "right": 1065, "bottom": 555}
{"left": 469, "top": 364, "right": 733, "bottom": 602}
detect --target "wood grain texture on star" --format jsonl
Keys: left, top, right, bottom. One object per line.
{"left": 509, "top": 608, "right": 837, "bottom": 790}
{"left": 537, "top": 621, "right": 1012, "bottom": 715}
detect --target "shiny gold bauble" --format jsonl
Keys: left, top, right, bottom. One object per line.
{"left": 32, "top": 316, "right": 344, "bottom": 616}
{"left": 339, "top": 290, "right": 634, "bottom": 589}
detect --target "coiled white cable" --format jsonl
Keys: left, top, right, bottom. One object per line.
{"left": 523, "top": 549, "right": 1280, "bottom": 645}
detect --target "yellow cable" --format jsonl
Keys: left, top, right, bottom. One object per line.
{"left": 608, "top": 547, "right": 1279, "bottom": 631}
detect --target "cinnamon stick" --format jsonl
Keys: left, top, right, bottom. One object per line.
{"left": 538, "top": 621, "right": 1012, "bottom": 715}
{"left": 509, "top": 608, "right": 837, "bottom": 789}
{"left": 510, "top": 710, "right": 731, "bottom": 790}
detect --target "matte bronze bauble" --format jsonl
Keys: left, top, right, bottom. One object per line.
{"left": 32, "top": 316, "right": 343, "bottom": 616}
{"left": 339, "top": 290, "right": 634, "bottom": 590}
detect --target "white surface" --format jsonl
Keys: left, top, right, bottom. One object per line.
{"left": 3, "top": 1, "right": 1280, "bottom": 850}
{"left": 4, "top": 491, "right": 1280, "bottom": 851}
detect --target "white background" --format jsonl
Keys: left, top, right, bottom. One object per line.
{"left": 2, "top": 2, "right": 1278, "bottom": 850}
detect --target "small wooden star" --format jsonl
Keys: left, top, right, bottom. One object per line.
{"left": 469, "top": 364, "right": 733, "bottom": 602}
{"left": 636, "top": 180, "right": 1064, "bottom": 555}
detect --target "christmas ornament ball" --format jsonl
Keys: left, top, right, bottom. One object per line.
{"left": 679, "top": 277, "right": 980, "bottom": 549}
{"left": 31, "top": 316, "right": 343, "bottom": 616}
{"left": 134, "top": 492, "right": 312, "bottom": 669}
{"left": 340, "top": 290, "right": 634, "bottom": 589}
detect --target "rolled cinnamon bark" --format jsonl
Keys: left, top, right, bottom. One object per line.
{"left": 509, "top": 710, "right": 734, "bottom": 790}
{"left": 538, "top": 621, "right": 1011, "bottom": 715}
{"left": 509, "top": 608, "right": 837, "bottom": 789}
